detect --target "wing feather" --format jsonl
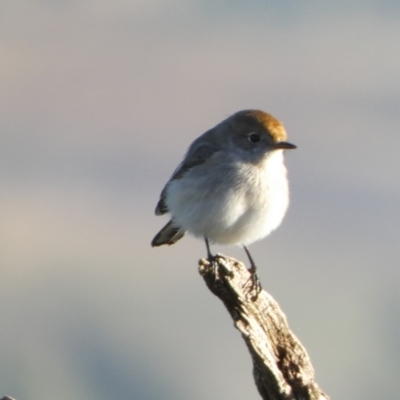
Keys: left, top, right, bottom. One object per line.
{"left": 154, "top": 143, "right": 219, "bottom": 215}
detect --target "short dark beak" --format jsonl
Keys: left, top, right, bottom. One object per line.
{"left": 274, "top": 141, "right": 297, "bottom": 150}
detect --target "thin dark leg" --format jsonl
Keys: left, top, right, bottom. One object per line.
{"left": 244, "top": 245, "right": 257, "bottom": 273}
{"left": 243, "top": 245, "right": 262, "bottom": 300}
{"left": 205, "top": 237, "right": 213, "bottom": 260}
{"left": 205, "top": 237, "right": 219, "bottom": 281}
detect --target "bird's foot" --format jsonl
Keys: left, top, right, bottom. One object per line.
{"left": 205, "top": 238, "right": 220, "bottom": 282}
{"left": 243, "top": 246, "right": 262, "bottom": 301}
{"left": 247, "top": 264, "right": 262, "bottom": 301}
{"left": 249, "top": 265, "right": 262, "bottom": 301}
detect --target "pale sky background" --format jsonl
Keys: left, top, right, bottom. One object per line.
{"left": 1, "top": 1, "right": 400, "bottom": 399}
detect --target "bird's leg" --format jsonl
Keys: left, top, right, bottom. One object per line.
{"left": 243, "top": 245, "right": 257, "bottom": 273}
{"left": 205, "top": 237, "right": 213, "bottom": 260}
{"left": 243, "top": 245, "right": 262, "bottom": 300}
{"left": 205, "top": 238, "right": 220, "bottom": 282}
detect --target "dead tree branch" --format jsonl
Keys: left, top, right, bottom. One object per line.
{"left": 199, "top": 255, "right": 329, "bottom": 400}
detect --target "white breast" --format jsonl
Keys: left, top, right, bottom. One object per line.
{"left": 166, "top": 150, "right": 289, "bottom": 246}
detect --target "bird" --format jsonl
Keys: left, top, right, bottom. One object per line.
{"left": 151, "top": 109, "right": 296, "bottom": 293}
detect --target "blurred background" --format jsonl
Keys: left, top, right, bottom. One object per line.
{"left": 1, "top": 1, "right": 400, "bottom": 399}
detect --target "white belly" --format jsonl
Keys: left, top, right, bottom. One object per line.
{"left": 166, "top": 150, "right": 289, "bottom": 246}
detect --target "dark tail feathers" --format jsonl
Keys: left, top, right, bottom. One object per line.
{"left": 151, "top": 220, "right": 185, "bottom": 246}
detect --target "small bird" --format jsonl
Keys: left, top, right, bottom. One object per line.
{"left": 151, "top": 110, "right": 296, "bottom": 290}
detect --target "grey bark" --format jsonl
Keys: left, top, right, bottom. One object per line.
{"left": 199, "top": 255, "right": 329, "bottom": 400}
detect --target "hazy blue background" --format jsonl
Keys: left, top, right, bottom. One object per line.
{"left": 1, "top": 1, "right": 400, "bottom": 399}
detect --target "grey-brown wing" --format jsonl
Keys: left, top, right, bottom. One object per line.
{"left": 154, "top": 143, "right": 219, "bottom": 215}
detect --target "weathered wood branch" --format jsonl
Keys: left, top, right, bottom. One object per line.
{"left": 199, "top": 255, "right": 329, "bottom": 400}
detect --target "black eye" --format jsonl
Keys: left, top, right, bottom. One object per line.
{"left": 248, "top": 133, "right": 261, "bottom": 143}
